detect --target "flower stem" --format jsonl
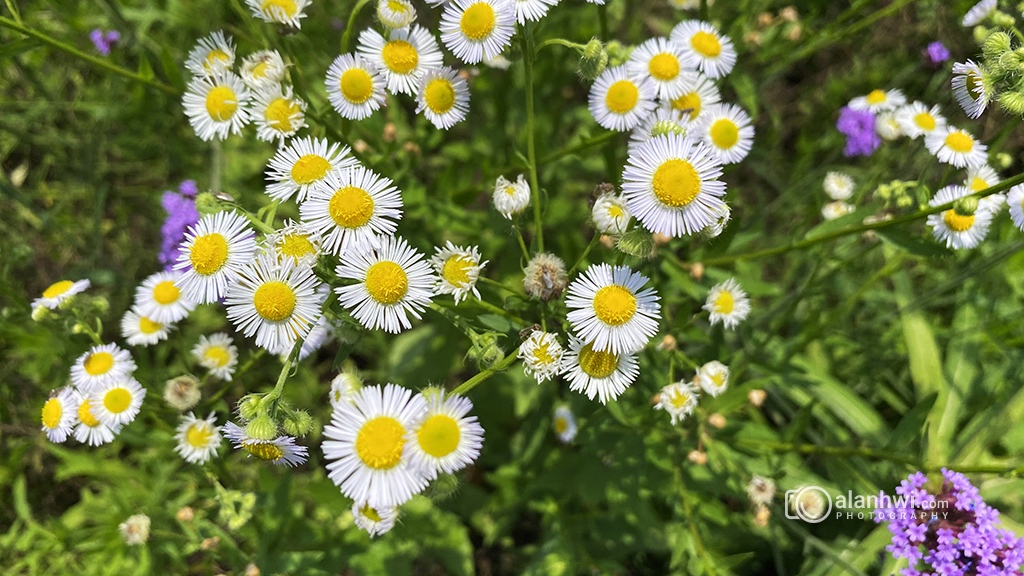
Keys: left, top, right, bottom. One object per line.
{"left": 520, "top": 24, "right": 544, "bottom": 253}
{"left": 568, "top": 233, "right": 601, "bottom": 275}
{"left": 341, "top": 0, "right": 373, "bottom": 53}
{"left": 450, "top": 349, "right": 519, "bottom": 396}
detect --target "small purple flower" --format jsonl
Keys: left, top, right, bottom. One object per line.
{"left": 927, "top": 41, "right": 951, "bottom": 66}
{"left": 159, "top": 182, "right": 200, "bottom": 270}
{"left": 178, "top": 179, "right": 199, "bottom": 198}
{"left": 837, "top": 106, "right": 881, "bottom": 157}
{"left": 89, "top": 29, "right": 120, "bottom": 56}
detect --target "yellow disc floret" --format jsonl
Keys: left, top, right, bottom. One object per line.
{"left": 460, "top": 2, "right": 496, "bottom": 40}
{"left": 592, "top": 285, "right": 637, "bottom": 326}
{"left": 577, "top": 343, "right": 618, "bottom": 379}
{"left": 205, "top": 86, "right": 238, "bottom": 122}
{"left": 252, "top": 281, "right": 297, "bottom": 322}
{"left": 364, "top": 262, "right": 409, "bottom": 305}
{"left": 652, "top": 158, "right": 701, "bottom": 207}
{"left": 417, "top": 414, "right": 461, "bottom": 458}
{"left": 605, "top": 80, "right": 639, "bottom": 114}
{"left": 356, "top": 416, "right": 406, "bottom": 469}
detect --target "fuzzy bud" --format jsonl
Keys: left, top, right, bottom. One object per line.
{"left": 616, "top": 229, "right": 656, "bottom": 259}
{"left": 604, "top": 40, "right": 632, "bottom": 67}
{"left": 31, "top": 305, "right": 49, "bottom": 321}
{"left": 194, "top": 192, "right": 222, "bottom": 215}
{"left": 983, "top": 31, "right": 1012, "bottom": 60}
{"left": 282, "top": 410, "right": 314, "bottom": 437}
{"left": 164, "top": 375, "right": 202, "bottom": 411}
{"left": 71, "top": 322, "right": 86, "bottom": 334}
{"left": 467, "top": 332, "right": 505, "bottom": 370}
{"left": 953, "top": 196, "right": 979, "bottom": 217}
{"left": 998, "top": 90, "right": 1024, "bottom": 115}
{"left": 991, "top": 10, "right": 1016, "bottom": 28}
{"left": 237, "top": 394, "right": 263, "bottom": 421}
{"left": 523, "top": 253, "right": 568, "bottom": 301}
{"left": 577, "top": 38, "right": 608, "bottom": 81}
{"left": 996, "top": 152, "right": 1013, "bottom": 170}
{"left": 974, "top": 26, "right": 991, "bottom": 46}
{"left": 425, "top": 472, "right": 461, "bottom": 501}
{"left": 245, "top": 414, "right": 278, "bottom": 441}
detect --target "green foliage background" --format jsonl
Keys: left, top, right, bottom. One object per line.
{"left": 2, "top": 0, "right": 1024, "bottom": 574}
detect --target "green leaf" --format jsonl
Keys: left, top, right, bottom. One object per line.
{"left": 0, "top": 38, "right": 41, "bottom": 59}
{"left": 876, "top": 227, "right": 950, "bottom": 258}
{"left": 157, "top": 46, "right": 185, "bottom": 92}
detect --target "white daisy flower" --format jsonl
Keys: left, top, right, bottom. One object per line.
{"left": 588, "top": 65, "right": 657, "bottom": 132}
{"left": 184, "top": 31, "right": 235, "bottom": 77}
{"left": 407, "top": 391, "right": 484, "bottom": 477}
{"left": 895, "top": 102, "right": 946, "bottom": 139}
{"left": 70, "top": 343, "right": 136, "bottom": 392}
{"left": 174, "top": 412, "right": 222, "bottom": 464}
{"left": 322, "top": 383, "right": 431, "bottom": 508}
{"left": 416, "top": 66, "right": 471, "bottom": 130}
{"left": 694, "top": 103, "right": 754, "bottom": 164}
{"left": 120, "top": 308, "right": 172, "bottom": 347}
{"left": 627, "top": 37, "right": 696, "bottom": 100}
{"left": 697, "top": 360, "right": 729, "bottom": 397}
{"left": 666, "top": 71, "right": 720, "bottom": 122}
{"left": 655, "top": 381, "right": 699, "bottom": 425}
{"left": 358, "top": 25, "right": 444, "bottom": 96}
{"left": 300, "top": 165, "right": 403, "bottom": 255}
{"left": 246, "top": 0, "right": 309, "bottom": 27}
{"left": 823, "top": 171, "right": 855, "bottom": 201}
{"left": 821, "top": 200, "right": 854, "bottom": 220}
{"left": 174, "top": 211, "right": 258, "bottom": 305}
{"left": 703, "top": 277, "right": 750, "bottom": 329}
{"left": 670, "top": 20, "right": 736, "bottom": 79}
{"left": 874, "top": 111, "right": 902, "bottom": 141}
{"left": 248, "top": 84, "right": 307, "bottom": 144}
{"left": 182, "top": 71, "right": 251, "bottom": 141}
{"left": 925, "top": 126, "right": 988, "bottom": 169}
{"left": 377, "top": 0, "right": 417, "bottom": 29}
{"left": 265, "top": 136, "right": 357, "bottom": 203}
{"left": 330, "top": 371, "right": 362, "bottom": 408}
{"left": 73, "top": 394, "right": 122, "bottom": 446}
{"left": 565, "top": 263, "right": 661, "bottom": 355}
{"left": 225, "top": 252, "right": 325, "bottom": 355}
{"left": 439, "top": 0, "right": 516, "bottom": 65}
{"left": 629, "top": 106, "right": 690, "bottom": 154}
{"left": 224, "top": 422, "right": 308, "bottom": 466}
{"left": 353, "top": 501, "right": 399, "bottom": 537}
{"left": 325, "top": 53, "right": 388, "bottom": 121}
{"left": 561, "top": 336, "right": 639, "bottom": 404}
{"left": 621, "top": 133, "right": 727, "bottom": 237}
{"left": 518, "top": 331, "right": 565, "bottom": 383}
{"left": 552, "top": 405, "right": 577, "bottom": 443}
{"left": 32, "top": 279, "right": 90, "bottom": 310}
{"left": 192, "top": 333, "right": 239, "bottom": 381}
{"left": 430, "top": 242, "right": 487, "bottom": 304}
{"left": 134, "top": 270, "right": 196, "bottom": 324}
{"left": 492, "top": 174, "right": 530, "bottom": 219}
{"left": 592, "top": 191, "right": 632, "bottom": 235}
{"left": 848, "top": 88, "right": 906, "bottom": 113}
{"left": 118, "top": 514, "right": 151, "bottom": 546}
{"left": 335, "top": 235, "right": 436, "bottom": 334}
{"left": 962, "top": 0, "right": 996, "bottom": 26}
{"left": 513, "top": 0, "right": 558, "bottom": 23}
{"left": 41, "top": 387, "right": 79, "bottom": 443}
{"left": 239, "top": 49, "right": 287, "bottom": 90}
{"left": 965, "top": 165, "right": 1000, "bottom": 195}
{"left": 1007, "top": 184, "right": 1024, "bottom": 231}
{"left": 89, "top": 378, "right": 146, "bottom": 427}
{"left": 952, "top": 60, "right": 989, "bottom": 119}
{"left": 265, "top": 221, "right": 322, "bottom": 267}
{"left": 702, "top": 202, "right": 731, "bottom": 238}
{"left": 926, "top": 185, "right": 994, "bottom": 250}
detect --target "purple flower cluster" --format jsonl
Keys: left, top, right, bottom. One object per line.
{"left": 926, "top": 41, "right": 951, "bottom": 66}
{"left": 89, "top": 29, "right": 120, "bottom": 57}
{"left": 159, "top": 180, "right": 200, "bottom": 271}
{"left": 875, "top": 469, "right": 1024, "bottom": 576}
{"left": 837, "top": 106, "right": 881, "bottom": 157}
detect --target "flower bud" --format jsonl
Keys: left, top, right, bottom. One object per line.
{"left": 194, "top": 192, "right": 222, "bottom": 215}
{"left": 467, "top": 332, "right": 505, "bottom": 370}
{"left": 992, "top": 10, "right": 1016, "bottom": 28}
{"left": 687, "top": 450, "right": 708, "bottom": 465}
{"left": 577, "top": 38, "right": 608, "bottom": 81}
{"left": 983, "top": 31, "right": 1012, "bottom": 60}
{"left": 748, "top": 389, "right": 767, "bottom": 407}
{"left": 31, "top": 305, "right": 49, "bottom": 321}
{"left": 176, "top": 506, "right": 195, "bottom": 522}
{"left": 708, "top": 413, "right": 727, "bottom": 429}
{"left": 953, "top": 196, "right": 979, "bottom": 217}
{"left": 998, "top": 90, "right": 1024, "bottom": 115}
{"left": 656, "top": 334, "right": 677, "bottom": 352}
{"left": 245, "top": 414, "right": 278, "bottom": 441}
{"left": 616, "top": 229, "right": 656, "bottom": 260}
{"left": 237, "top": 394, "right": 263, "bottom": 421}
{"left": 604, "top": 40, "right": 632, "bottom": 67}
{"left": 282, "top": 410, "right": 314, "bottom": 437}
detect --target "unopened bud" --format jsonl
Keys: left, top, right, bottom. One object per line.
{"left": 353, "top": 140, "right": 369, "bottom": 154}
{"left": 748, "top": 389, "right": 767, "bottom": 407}
{"left": 200, "top": 537, "right": 220, "bottom": 550}
{"left": 599, "top": 234, "right": 615, "bottom": 249}
{"left": 708, "top": 413, "right": 727, "bottom": 429}
{"left": 656, "top": 334, "right": 677, "bottom": 352}
{"left": 382, "top": 122, "right": 397, "bottom": 143}
{"left": 467, "top": 332, "right": 505, "bottom": 370}
{"left": 687, "top": 450, "right": 708, "bottom": 465}
{"left": 753, "top": 504, "right": 771, "bottom": 528}
{"left": 984, "top": 31, "right": 1012, "bottom": 59}
{"left": 651, "top": 232, "right": 672, "bottom": 247}
{"left": 31, "top": 305, "right": 49, "bottom": 321}
{"left": 953, "top": 196, "right": 979, "bottom": 217}
{"left": 992, "top": 10, "right": 1016, "bottom": 28}
{"left": 689, "top": 262, "right": 705, "bottom": 281}
{"left": 244, "top": 564, "right": 260, "bottom": 576}
{"left": 176, "top": 506, "right": 195, "bottom": 522}
{"left": 577, "top": 38, "right": 608, "bottom": 81}
{"left": 245, "top": 414, "right": 278, "bottom": 441}
{"left": 237, "top": 394, "right": 263, "bottom": 421}
{"left": 282, "top": 410, "right": 314, "bottom": 437}
{"left": 194, "top": 192, "right": 222, "bottom": 215}
{"left": 998, "top": 90, "right": 1024, "bottom": 115}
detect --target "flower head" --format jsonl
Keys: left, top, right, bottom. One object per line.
{"left": 837, "top": 106, "right": 880, "bottom": 157}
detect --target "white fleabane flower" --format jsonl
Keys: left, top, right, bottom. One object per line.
{"left": 925, "top": 126, "right": 988, "bottom": 169}
{"left": 32, "top": 279, "right": 90, "bottom": 310}
{"left": 224, "top": 422, "right": 308, "bottom": 466}
{"left": 667, "top": 71, "right": 720, "bottom": 123}
{"left": 377, "top": 0, "right": 417, "bottom": 29}
{"left": 565, "top": 264, "right": 661, "bottom": 355}
{"left": 325, "top": 54, "right": 388, "bottom": 121}
{"left": 821, "top": 201, "right": 854, "bottom": 221}
{"left": 439, "top": 0, "right": 516, "bottom": 64}
{"left": 182, "top": 72, "right": 251, "bottom": 141}
{"left": 952, "top": 60, "right": 988, "bottom": 119}
{"left": 353, "top": 502, "right": 398, "bottom": 537}
{"left": 627, "top": 37, "right": 696, "bottom": 100}
{"left": 703, "top": 277, "right": 750, "bottom": 329}
{"left": 184, "top": 31, "right": 235, "bottom": 77}
{"left": 300, "top": 165, "right": 404, "bottom": 255}
{"left": 40, "top": 388, "right": 79, "bottom": 443}
{"left": 121, "top": 308, "right": 172, "bottom": 347}
{"left": 492, "top": 174, "right": 530, "bottom": 219}
{"left": 823, "top": 171, "right": 854, "bottom": 201}
{"left": 193, "top": 333, "right": 238, "bottom": 381}
{"left": 962, "top": 0, "right": 996, "bottom": 27}
{"left": 358, "top": 25, "right": 444, "bottom": 96}
{"left": 239, "top": 49, "right": 286, "bottom": 90}
{"left": 174, "top": 412, "right": 222, "bottom": 464}
{"left": 1007, "top": 184, "right": 1024, "bottom": 232}
{"left": 670, "top": 20, "right": 736, "bottom": 79}
{"left": 174, "top": 211, "right": 258, "bottom": 304}
{"left": 874, "top": 111, "right": 902, "bottom": 141}
{"left": 895, "top": 102, "right": 945, "bottom": 139}
{"left": 588, "top": 65, "right": 657, "bottom": 132}
{"left": 697, "top": 360, "right": 729, "bottom": 397}
{"left": 89, "top": 378, "right": 146, "bottom": 427}
{"left": 248, "top": 84, "right": 307, "bottom": 144}
{"left": 848, "top": 88, "right": 906, "bottom": 113}
{"left": 926, "top": 185, "right": 994, "bottom": 250}
{"left": 246, "top": 0, "right": 310, "bottom": 28}
{"left": 552, "top": 405, "right": 577, "bottom": 443}
{"left": 592, "top": 192, "right": 632, "bottom": 235}
{"left": 694, "top": 103, "right": 754, "bottom": 164}
{"left": 70, "top": 343, "right": 136, "bottom": 392}
{"left": 265, "top": 136, "right": 357, "bottom": 203}
{"left": 655, "top": 381, "right": 699, "bottom": 424}
{"left": 518, "top": 331, "right": 565, "bottom": 382}
{"left": 561, "top": 336, "right": 639, "bottom": 404}
{"left": 430, "top": 242, "right": 487, "bottom": 304}
{"left": 416, "top": 66, "right": 471, "bottom": 129}
{"left": 407, "top": 392, "right": 484, "bottom": 477}
{"left": 134, "top": 270, "right": 196, "bottom": 324}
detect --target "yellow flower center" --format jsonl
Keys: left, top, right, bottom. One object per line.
{"left": 592, "top": 284, "right": 637, "bottom": 326}
{"left": 264, "top": 97, "right": 300, "bottom": 133}
{"left": 424, "top": 79, "right": 456, "bottom": 114}
{"left": 671, "top": 91, "right": 702, "bottom": 121}
{"left": 605, "top": 80, "right": 639, "bottom": 114}
{"left": 43, "top": 280, "right": 73, "bottom": 299}
{"left": 329, "top": 185, "right": 375, "bottom": 228}
{"left": 186, "top": 423, "right": 213, "bottom": 448}
{"left": 189, "top": 233, "right": 229, "bottom": 276}
{"left": 945, "top": 132, "right": 974, "bottom": 153}
{"left": 608, "top": 204, "right": 625, "bottom": 218}
{"left": 649, "top": 52, "right": 680, "bottom": 80}
{"left": 204, "top": 49, "right": 231, "bottom": 71}
{"left": 364, "top": 261, "right": 409, "bottom": 305}
{"left": 204, "top": 345, "right": 231, "bottom": 367}
{"left": 139, "top": 316, "right": 163, "bottom": 334}
{"left": 277, "top": 233, "right": 317, "bottom": 260}
{"left": 577, "top": 343, "right": 618, "bottom": 379}
{"left": 669, "top": 391, "right": 691, "bottom": 409}
{"left": 966, "top": 72, "right": 983, "bottom": 99}
{"left": 340, "top": 68, "right": 374, "bottom": 104}
{"left": 355, "top": 416, "right": 406, "bottom": 469}
{"left": 205, "top": 86, "right": 238, "bottom": 122}
{"left": 252, "top": 281, "right": 297, "bottom": 322}
{"left": 78, "top": 400, "right": 100, "bottom": 428}
{"left": 261, "top": 0, "right": 297, "bottom": 18}
{"left": 710, "top": 372, "right": 725, "bottom": 387}
{"left": 970, "top": 176, "right": 990, "bottom": 192}
{"left": 42, "top": 398, "right": 63, "bottom": 428}
{"left": 291, "top": 154, "right": 331, "bottom": 185}
{"left": 360, "top": 505, "right": 383, "bottom": 523}
{"left": 709, "top": 118, "right": 739, "bottom": 149}
{"left": 417, "top": 414, "right": 461, "bottom": 458}
{"left": 943, "top": 210, "right": 975, "bottom": 232}
{"left": 153, "top": 280, "right": 180, "bottom": 305}
{"left": 713, "top": 291, "right": 735, "bottom": 314}
{"left": 460, "top": 2, "right": 495, "bottom": 40}
{"left": 381, "top": 40, "right": 419, "bottom": 74}
{"left": 103, "top": 387, "right": 132, "bottom": 414}
{"left": 245, "top": 441, "right": 285, "bottom": 461}
{"left": 865, "top": 89, "right": 886, "bottom": 105}
{"left": 533, "top": 342, "right": 555, "bottom": 365}
{"left": 387, "top": 0, "right": 407, "bottom": 11}
{"left": 84, "top": 351, "right": 114, "bottom": 376}
{"left": 913, "top": 112, "right": 936, "bottom": 132}
{"left": 691, "top": 31, "right": 722, "bottom": 57}
{"left": 652, "top": 158, "right": 701, "bottom": 207}
{"left": 553, "top": 417, "right": 568, "bottom": 433}
{"left": 441, "top": 256, "right": 474, "bottom": 287}
{"left": 251, "top": 61, "right": 269, "bottom": 78}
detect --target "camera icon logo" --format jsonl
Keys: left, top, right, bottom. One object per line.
{"left": 785, "top": 486, "right": 832, "bottom": 523}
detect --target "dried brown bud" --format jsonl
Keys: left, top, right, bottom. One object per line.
{"left": 656, "top": 334, "right": 677, "bottom": 352}
{"left": 756, "top": 12, "right": 774, "bottom": 27}
{"left": 599, "top": 234, "right": 615, "bottom": 249}
{"left": 689, "top": 262, "right": 704, "bottom": 281}
{"left": 402, "top": 141, "right": 421, "bottom": 154}
{"left": 652, "top": 232, "right": 672, "bottom": 247}
{"left": 244, "top": 564, "right": 260, "bottom": 576}
{"left": 753, "top": 504, "right": 772, "bottom": 527}
{"left": 779, "top": 6, "right": 799, "bottom": 22}
{"left": 786, "top": 23, "right": 802, "bottom": 42}
{"left": 382, "top": 122, "right": 397, "bottom": 143}
{"left": 523, "top": 253, "right": 568, "bottom": 301}
{"left": 708, "top": 413, "right": 727, "bottom": 429}
{"left": 200, "top": 536, "right": 220, "bottom": 550}
{"left": 176, "top": 506, "right": 195, "bottom": 522}
{"left": 748, "top": 389, "right": 767, "bottom": 407}
{"left": 745, "top": 31, "right": 763, "bottom": 46}
{"left": 353, "top": 140, "right": 369, "bottom": 154}
{"left": 687, "top": 450, "right": 708, "bottom": 465}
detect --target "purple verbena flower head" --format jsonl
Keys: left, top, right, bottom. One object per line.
{"left": 159, "top": 182, "right": 200, "bottom": 271}
{"left": 89, "top": 29, "right": 120, "bottom": 56}
{"left": 837, "top": 106, "right": 881, "bottom": 157}
{"left": 927, "top": 41, "right": 950, "bottom": 66}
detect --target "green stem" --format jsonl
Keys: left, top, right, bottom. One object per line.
{"left": 514, "top": 226, "right": 531, "bottom": 261}
{"left": 568, "top": 234, "right": 601, "bottom": 275}
{"left": 235, "top": 206, "right": 276, "bottom": 234}
{"left": 211, "top": 140, "right": 223, "bottom": 194}
{"left": 520, "top": 24, "right": 545, "bottom": 253}
{"left": 536, "top": 38, "right": 585, "bottom": 54}
{"left": 0, "top": 16, "right": 176, "bottom": 94}
{"left": 478, "top": 276, "right": 519, "bottom": 297}
{"left": 205, "top": 349, "right": 265, "bottom": 407}
{"left": 341, "top": 0, "right": 373, "bottom": 53}
{"left": 450, "top": 350, "right": 519, "bottom": 396}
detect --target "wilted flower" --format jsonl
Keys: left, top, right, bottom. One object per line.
{"left": 118, "top": 514, "right": 151, "bottom": 546}
{"left": 523, "top": 253, "right": 568, "bottom": 301}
